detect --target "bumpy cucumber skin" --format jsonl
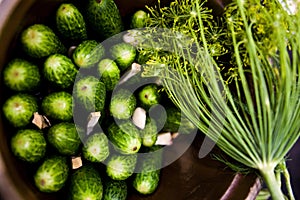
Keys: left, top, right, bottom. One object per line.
{"left": 140, "top": 118, "right": 158, "bottom": 147}
{"left": 43, "top": 54, "right": 78, "bottom": 89}
{"left": 138, "top": 84, "right": 161, "bottom": 110}
{"left": 21, "top": 24, "right": 66, "bottom": 58}
{"left": 130, "top": 10, "right": 148, "bottom": 29}
{"left": 11, "top": 129, "right": 46, "bottom": 163}
{"left": 56, "top": 3, "right": 87, "bottom": 41}
{"left": 2, "top": 93, "right": 38, "bottom": 128}
{"left": 103, "top": 179, "right": 127, "bottom": 200}
{"left": 73, "top": 76, "right": 106, "bottom": 112}
{"left": 107, "top": 122, "right": 141, "bottom": 154}
{"left": 106, "top": 154, "right": 137, "bottom": 180}
{"left": 82, "top": 132, "right": 110, "bottom": 162}
{"left": 133, "top": 146, "right": 162, "bottom": 195}
{"left": 47, "top": 122, "right": 81, "bottom": 156}
{"left": 72, "top": 40, "right": 104, "bottom": 68}
{"left": 97, "top": 58, "right": 120, "bottom": 91}
{"left": 110, "top": 43, "right": 136, "bottom": 71}
{"left": 3, "top": 58, "right": 41, "bottom": 92}
{"left": 41, "top": 91, "right": 73, "bottom": 121}
{"left": 69, "top": 165, "right": 103, "bottom": 200}
{"left": 85, "top": 0, "right": 123, "bottom": 39}
{"left": 109, "top": 89, "right": 136, "bottom": 120}
{"left": 34, "top": 155, "right": 69, "bottom": 193}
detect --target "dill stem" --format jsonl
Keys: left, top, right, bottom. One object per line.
{"left": 259, "top": 166, "right": 285, "bottom": 200}
{"left": 280, "top": 162, "right": 295, "bottom": 200}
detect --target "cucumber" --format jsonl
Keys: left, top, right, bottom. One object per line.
{"left": 97, "top": 58, "right": 120, "bottom": 91}
{"left": 20, "top": 24, "right": 66, "bottom": 58}
{"left": 2, "top": 93, "right": 38, "bottom": 128}
{"left": 82, "top": 132, "right": 110, "bottom": 163}
{"left": 163, "top": 106, "right": 197, "bottom": 134}
{"left": 41, "top": 91, "right": 73, "bottom": 122}
{"left": 109, "top": 89, "right": 136, "bottom": 120}
{"left": 84, "top": 0, "right": 123, "bottom": 39}
{"left": 34, "top": 155, "right": 69, "bottom": 193}
{"left": 106, "top": 154, "right": 137, "bottom": 180}
{"left": 72, "top": 40, "right": 105, "bottom": 68}
{"left": 107, "top": 121, "right": 141, "bottom": 154}
{"left": 110, "top": 42, "right": 136, "bottom": 71}
{"left": 138, "top": 84, "right": 161, "bottom": 110}
{"left": 47, "top": 122, "right": 81, "bottom": 156}
{"left": 73, "top": 75, "right": 106, "bottom": 112}
{"left": 140, "top": 117, "right": 158, "bottom": 147}
{"left": 130, "top": 10, "right": 149, "bottom": 29}
{"left": 69, "top": 165, "right": 103, "bottom": 200}
{"left": 43, "top": 54, "right": 78, "bottom": 89}
{"left": 103, "top": 179, "right": 127, "bottom": 200}
{"left": 56, "top": 3, "right": 87, "bottom": 41}
{"left": 133, "top": 146, "right": 162, "bottom": 195}
{"left": 11, "top": 129, "right": 47, "bottom": 163}
{"left": 3, "top": 58, "right": 41, "bottom": 92}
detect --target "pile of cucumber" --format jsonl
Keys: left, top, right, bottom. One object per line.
{"left": 1, "top": 0, "right": 196, "bottom": 199}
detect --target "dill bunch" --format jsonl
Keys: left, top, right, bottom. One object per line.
{"left": 138, "top": 0, "right": 300, "bottom": 199}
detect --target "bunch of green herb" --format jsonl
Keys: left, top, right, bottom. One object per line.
{"left": 138, "top": 0, "right": 300, "bottom": 199}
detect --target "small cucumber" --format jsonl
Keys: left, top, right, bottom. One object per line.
{"left": 106, "top": 154, "right": 137, "bottom": 180}
{"left": 69, "top": 165, "right": 103, "bottom": 200}
{"left": 130, "top": 10, "right": 149, "bottom": 29}
{"left": 11, "top": 129, "right": 46, "bottom": 163}
{"left": 97, "top": 58, "right": 120, "bottom": 91}
{"left": 21, "top": 24, "right": 66, "bottom": 58}
{"left": 41, "top": 91, "right": 73, "bottom": 122}
{"left": 34, "top": 155, "right": 69, "bottom": 193}
{"left": 103, "top": 179, "right": 127, "bottom": 200}
{"left": 140, "top": 117, "right": 158, "bottom": 147}
{"left": 56, "top": 3, "right": 87, "bottom": 41}
{"left": 107, "top": 121, "right": 141, "bottom": 154}
{"left": 47, "top": 122, "right": 81, "bottom": 156}
{"left": 3, "top": 58, "right": 41, "bottom": 92}
{"left": 82, "top": 132, "right": 110, "bottom": 163}
{"left": 72, "top": 40, "right": 105, "bottom": 68}
{"left": 2, "top": 93, "right": 38, "bottom": 128}
{"left": 110, "top": 42, "right": 136, "bottom": 71}
{"left": 109, "top": 89, "right": 136, "bottom": 120}
{"left": 43, "top": 54, "right": 78, "bottom": 89}
{"left": 73, "top": 75, "right": 106, "bottom": 112}
{"left": 84, "top": 0, "right": 124, "bottom": 39}
{"left": 138, "top": 84, "right": 161, "bottom": 110}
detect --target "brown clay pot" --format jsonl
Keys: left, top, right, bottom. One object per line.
{"left": 0, "top": 1, "right": 261, "bottom": 199}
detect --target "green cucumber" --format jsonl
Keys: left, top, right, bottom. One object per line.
{"left": 3, "top": 58, "right": 41, "bottom": 92}
{"left": 2, "top": 93, "right": 38, "bottom": 128}
{"left": 110, "top": 42, "right": 136, "bottom": 71}
{"left": 107, "top": 121, "right": 141, "bottom": 154}
{"left": 47, "top": 122, "right": 81, "bottom": 156}
{"left": 138, "top": 84, "right": 161, "bottom": 110}
{"left": 34, "top": 155, "right": 69, "bottom": 193}
{"left": 97, "top": 58, "right": 120, "bottom": 91}
{"left": 11, "top": 129, "right": 46, "bottom": 163}
{"left": 130, "top": 10, "right": 149, "bottom": 29}
{"left": 106, "top": 154, "right": 137, "bottom": 180}
{"left": 82, "top": 132, "right": 110, "bottom": 162}
{"left": 140, "top": 117, "right": 158, "bottom": 147}
{"left": 56, "top": 3, "right": 87, "bottom": 41}
{"left": 109, "top": 89, "right": 136, "bottom": 120}
{"left": 43, "top": 54, "right": 78, "bottom": 89}
{"left": 69, "top": 165, "right": 103, "bottom": 200}
{"left": 133, "top": 146, "right": 162, "bottom": 195}
{"left": 73, "top": 75, "right": 106, "bottom": 112}
{"left": 20, "top": 24, "right": 66, "bottom": 58}
{"left": 72, "top": 40, "right": 105, "bottom": 68}
{"left": 163, "top": 106, "right": 197, "bottom": 134}
{"left": 84, "top": 0, "right": 123, "bottom": 39}
{"left": 41, "top": 91, "right": 73, "bottom": 122}
{"left": 103, "top": 179, "right": 127, "bottom": 200}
